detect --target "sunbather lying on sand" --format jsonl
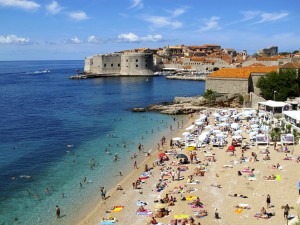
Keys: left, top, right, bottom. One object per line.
{"left": 228, "top": 194, "right": 248, "bottom": 198}
{"left": 210, "top": 184, "right": 222, "bottom": 188}
{"left": 194, "top": 209, "right": 208, "bottom": 218}
{"left": 263, "top": 174, "right": 276, "bottom": 180}
{"left": 254, "top": 206, "right": 275, "bottom": 219}
{"left": 235, "top": 203, "right": 250, "bottom": 209}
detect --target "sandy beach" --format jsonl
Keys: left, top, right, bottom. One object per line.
{"left": 76, "top": 109, "right": 300, "bottom": 225}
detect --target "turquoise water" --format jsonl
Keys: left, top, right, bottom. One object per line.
{"left": 0, "top": 60, "right": 205, "bottom": 225}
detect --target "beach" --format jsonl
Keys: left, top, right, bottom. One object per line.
{"left": 76, "top": 108, "right": 300, "bottom": 225}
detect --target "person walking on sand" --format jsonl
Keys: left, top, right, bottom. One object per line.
{"left": 56, "top": 205, "right": 60, "bottom": 218}
{"left": 283, "top": 204, "right": 290, "bottom": 220}
{"left": 134, "top": 161, "right": 138, "bottom": 169}
{"left": 266, "top": 194, "right": 271, "bottom": 208}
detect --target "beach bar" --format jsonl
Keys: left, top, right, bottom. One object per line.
{"left": 258, "top": 100, "right": 292, "bottom": 114}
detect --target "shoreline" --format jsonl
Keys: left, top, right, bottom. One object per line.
{"left": 76, "top": 107, "right": 300, "bottom": 225}
{"left": 76, "top": 114, "right": 193, "bottom": 225}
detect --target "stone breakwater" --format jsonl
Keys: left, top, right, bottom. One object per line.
{"left": 131, "top": 94, "right": 243, "bottom": 115}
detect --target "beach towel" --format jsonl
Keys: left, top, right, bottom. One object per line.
{"left": 193, "top": 211, "right": 208, "bottom": 218}
{"left": 186, "top": 196, "right": 197, "bottom": 201}
{"left": 154, "top": 203, "right": 167, "bottom": 209}
{"left": 254, "top": 213, "right": 269, "bottom": 219}
{"left": 237, "top": 203, "right": 250, "bottom": 209}
{"left": 112, "top": 206, "right": 124, "bottom": 212}
{"left": 275, "top": 175, "right": 281, "bottom": 181}
{"left": 100, "top": 221, "right": 116, "bottom": 225}
{"left": 189, "top": 203, "right": 203, "bottom": 208}
{"left": 234, "top": 208, "right": 244, "bottom": 214}
{"left": 247, "top": 176, "right": 256, "bottom": 181}
{"left": 136, "top": 209, "right": 152, "bottom": 215}
{"left": 136, "top": 201, "right": 148, "bottom": 206}
{"left": 178, "top": 166, "right": 188, "bottom": 171}
{"left": 174, "top": 214, "right": 190, "bottom": 219}
{"left": 100, "top": 218, "right": 116, "bottom": 225}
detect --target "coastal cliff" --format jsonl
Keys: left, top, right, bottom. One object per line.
{"left": 132, "top": 94, "right": 243, "bottom": 115}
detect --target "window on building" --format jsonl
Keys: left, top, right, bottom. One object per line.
{"left": 126, "top": 59, "right": 128, "bottom": 62}
{"left": 136, "top": 59, "right": 138, "bottom": 62}
{"left": 136, "top": 65, "right": 138, "bottom": 67}
{"left": 111, "top": 64, "right": 113, "bottom": 67}
{"left": 104, "top": 64, "right": 106, "bottom": 67}
{"left": 145, "top": 64, "right": 147, "bottom": 67}
{"left": 145, "top": 59, "right": 148, "bottom": 62}
{"left": 118, "top": 64, "right": 120, "bottom": 67}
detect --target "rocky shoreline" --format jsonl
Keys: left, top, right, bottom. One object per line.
{"left": 131, "top": 94, "right": 244, "bottom": 115}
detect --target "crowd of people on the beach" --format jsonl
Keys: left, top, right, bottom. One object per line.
{"left": 96, "top": 108, "right": 300, "bottom": 225}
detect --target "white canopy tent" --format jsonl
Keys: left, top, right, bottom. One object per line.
{"left": 281, "top": 134, "right": 294, "bottom": 144}
{"left": 282, "top": 111, "right": 300, "bottom": 128}
{"left": 258, "top": 100, "right": 291, "bottom": 114}
{"left": 256, "top": 134, "right": 269, "bottom": 145}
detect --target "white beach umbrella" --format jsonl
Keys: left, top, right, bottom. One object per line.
{"left": 250, "top": 124, "right": 259, "bottom": 129}
{"left": 195, "top": 121, "right": 203, "bottom": 125}
{"left": 199, "top": 115, "right": 207, "bottom": 121}
{"left": 182, "top": 132, "right": 190, "bottom": 136}
{"left": 185, "top": 125, "right": 195, "bottom": 130}
{"left": 231, "top": 123, "right": 240, "bottom": 129}
{"left": 218, "top": 122, "right": 229, "bottom": 127}
{"left": 172, "top": 137, "right": 182, "bottom": 141}
{"left": 204, "top": 125, "right": 213, "bottom": 129}
{"left": 234, "top": 130, "right": 243, "bottom": 135}
{"left": 212, "top": 113, "right": 221, "bottom": 117}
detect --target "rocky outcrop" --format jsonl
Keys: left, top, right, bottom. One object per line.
{"left": 131, "top": 94, "right": 243, "bottom": 115}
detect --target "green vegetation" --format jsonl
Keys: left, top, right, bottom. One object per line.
{"left": 256, "top": 70, "right": 298, "bottom": 101}
{"left": 203, "top": 89, "right": 221, "bottom": 106}
{"left": 270, "top": 127, "right": 281, "bottom": 141}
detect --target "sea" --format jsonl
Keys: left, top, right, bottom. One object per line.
{"left": 0, "top": 60, "right": 205, "bottom": 225}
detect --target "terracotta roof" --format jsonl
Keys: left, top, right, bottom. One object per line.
{"left": 191, "top": 57, "right": 205, "bottom": 62}
{"left": 256, "top": 56, "right": 282, "bottom": 61}
{"left": 248, "top": 63, "right": 266, "bottom": 67}
{"left": 208, "top": 66, "right": 278, "bottom": 79}
{"left": 183, "top": 65, "right": 192, "bottom": 69}
{"left": 279, "top": 61, "right": 300, "bottom": 69}
{"left": 203, "top": 44, "right": 221, "bottom": 47}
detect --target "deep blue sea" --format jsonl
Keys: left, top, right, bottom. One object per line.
{"left": 0, "top": 60, "right": 205, "bottom": 225}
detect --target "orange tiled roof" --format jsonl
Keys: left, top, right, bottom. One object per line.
{"left": 248, "top": 63, "right": 266, "bottom": 67}
{"left": 203, "top": 44, "right": 221, "bottom": 47}
{"left": 256, "top": 56, "right": 282, "bottom": 61}
{"left": 183, "top": 65, "right": 192, "bottom": 69}
{"left": 279, "top": 61, "right": 300, "bottom": 69}
{"left": 191, "top": 57, "right": 205, "bottom": 62}
{"left": 208, "top": 66, "right": 278, "bottom": 79}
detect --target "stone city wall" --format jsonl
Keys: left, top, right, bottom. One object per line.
{"left": 206, "top": 77, "right": 249, "bottom": 94}
{"left": 120, "top": 52, "right": 154, "bottom": 76}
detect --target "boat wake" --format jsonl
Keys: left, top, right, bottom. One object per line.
{"left": 32, "top": 69, "right": 50, "bottom": 74}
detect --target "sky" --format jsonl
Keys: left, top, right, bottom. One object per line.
{"left": 0, "top": 0, "right": 299, "bottom": 60}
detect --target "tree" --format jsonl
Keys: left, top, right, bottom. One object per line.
{"left": 204, "top": 89, "right": 221, "bottom": 106}
{"left": 256, "top": 69, "right": 298, "bottom": 101}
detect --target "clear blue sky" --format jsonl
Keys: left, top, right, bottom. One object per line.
{"left": 0, "top": 0, "right": 299, "bottom": 60}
